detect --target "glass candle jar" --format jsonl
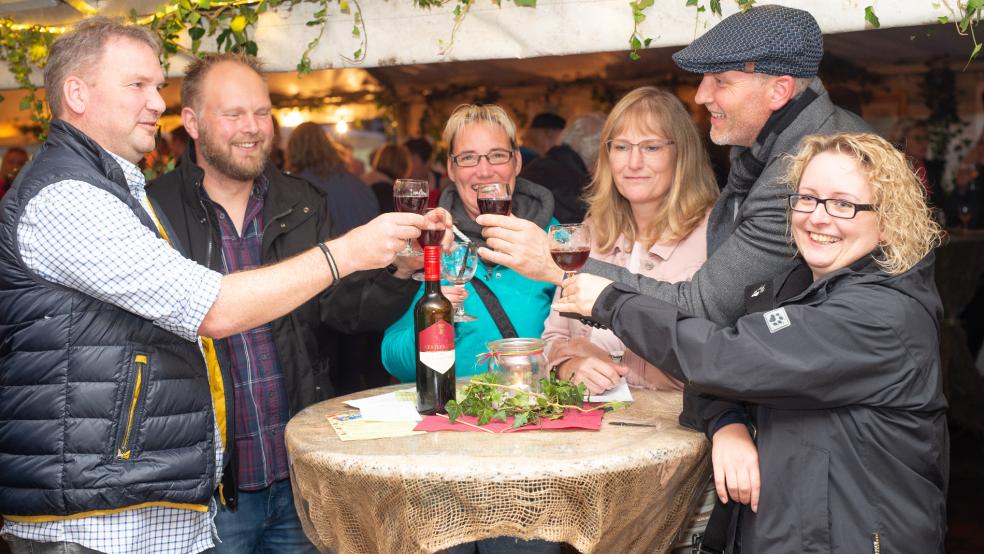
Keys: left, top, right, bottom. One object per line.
{"left": 485, "top": 338, "right": 549, "bottom": 393}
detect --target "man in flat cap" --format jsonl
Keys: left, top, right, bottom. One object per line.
{"left": 479, "top": 4, "right": 867, "bottom": 323}
{"left": 474, "top": 3, "right": 869, "bottom": 542}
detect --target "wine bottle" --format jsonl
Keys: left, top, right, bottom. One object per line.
{"left": 415, "top": 244, "right": 456, "bottom": 414}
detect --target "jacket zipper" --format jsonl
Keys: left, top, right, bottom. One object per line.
{"left": 871, "top": 532, "right": 881, "bottom": 554}
{"left": 117, "top": 353, "right": 148, "bottom": 460}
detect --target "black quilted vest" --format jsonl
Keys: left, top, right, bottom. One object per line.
{"left": 0, "top": 120, "right": 218, "bottom": 517}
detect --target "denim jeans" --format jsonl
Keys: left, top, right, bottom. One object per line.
{"left": 446, "top": 538, "right": 562, "bottom": 554}
{"left": 211, "top": 479, "right": 318, "bottom": 554}
{"left": 4, "top": 536, "right": 101, "bottom": 554}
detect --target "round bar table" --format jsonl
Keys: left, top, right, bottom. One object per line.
{"left": 286, "top": 385, "right": 709, "bottom": 554}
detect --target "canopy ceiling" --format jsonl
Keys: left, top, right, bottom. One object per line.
{"left": 0, "top": 1, "right": 975, "bottom": 145}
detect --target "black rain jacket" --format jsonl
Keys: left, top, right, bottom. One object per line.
{"left": 594, "top": 253, "right": 948, "bottom": 553}
{"left": 147, "top": 145, "right": 418, "bottom": 506}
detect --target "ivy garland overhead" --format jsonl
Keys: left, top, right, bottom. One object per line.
{"left": 0, "top": 0, "right": 979, "bottom": 139}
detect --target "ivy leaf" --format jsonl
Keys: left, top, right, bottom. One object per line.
{"left": 709, "top": 0, "right": 721, "bottom": 15}
{"left": 353, "top": 48, "right": 363, "bottom": 59}
{"left": 864, "top": 6, "right": 880, "bottom": 28}
{"left": 512, "top": 412, "right": 529, "bottom": 428}
{"left": 686, "top": 0, "right": 698, "bottom": 5}
{"left": 446, "top": 399, "right": 462, "bottom": 423}
{"left": 968, "top": 41, "right": 983, "bottom": 66}
{"left": 245, "top": 40, "right": 258, "bottom": 56}
{"left": 19, "top": 97, "right": 30, "bottom": 110}
{"left": 188, "top": 26, "right": 205, "bottom": 40}
{"left": 938, "top": 16, "right": 949, "bottom": 24}
{"left": 513, "top": 0, "right": 537, "bottom": 6}
{"left": 352, "top": 24, "right": 360, "bottom": 38}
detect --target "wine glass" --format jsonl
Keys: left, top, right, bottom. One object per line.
{"left": 441, "top": 240, "right": 479, "bottom": 322}
{"left": 413, "top": 208, "right": 446, "bottom": 282}
{"left": 548, "top": 223, "right": 592, "bottom": 280}
{"left": 477, "top": 183, "right": 511, "bottom": 216}
{"left": 958, "top": 203, "right": 975, "bottom": 232}
{"left": 393, "top": 179, "right": 429, "bottom": 256}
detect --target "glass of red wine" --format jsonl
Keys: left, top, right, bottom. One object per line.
{"left": 412, "top": 208, "right": 446, "bottom": 282}
{"left": 477, "top": 183, "right": 511, "bottom": 216}
{"left": 393, "top": 179, "right": 429, "bottom": 256}
{"left": 548, "top": 223, "right": 592, "bottom": 280}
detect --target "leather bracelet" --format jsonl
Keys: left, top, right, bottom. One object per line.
{"left": 317, "top": 241, "right": 340, "bottom": 284}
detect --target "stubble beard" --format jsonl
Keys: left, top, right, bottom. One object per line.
{"left": 198, "top": 125, "right": 271, "bottom": 182}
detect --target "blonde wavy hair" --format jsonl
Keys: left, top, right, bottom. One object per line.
{"left": 442, "top": 104, "right": 518, "bottom": 154}
{"left": 584, "top": 87, "right": 718, "bottom": 253}
{"left": 787, "top": 133, "right": 943, "bottom": 275}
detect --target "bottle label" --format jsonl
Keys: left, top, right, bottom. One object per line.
{"left": 423, "top": 245, "right": 441, "bottom": 281}
{"left": 419, "top": 320, "right": 454, "bottom": 374}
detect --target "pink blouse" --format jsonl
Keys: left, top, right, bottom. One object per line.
{"left": 542, "top": 211, "right": 710, "bottom": 391}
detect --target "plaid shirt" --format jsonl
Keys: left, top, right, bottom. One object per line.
{"left": 3, "top": 153, "right": 224, "bottom": 554}
{"left": 204, "top": 176, "right": 291, "bottom": 490}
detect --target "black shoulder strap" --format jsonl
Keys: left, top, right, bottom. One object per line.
{"left": 693, "top": 498, "right": 737, "bottom": 554}
{"left": 470, "top": 278, "right": 518, "bottom": 339}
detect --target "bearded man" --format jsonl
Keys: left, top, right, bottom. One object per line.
{"left": 148, "top": 53, "right": 424, "bottom": 552}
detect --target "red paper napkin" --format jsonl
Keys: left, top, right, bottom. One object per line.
{"left": 414, "top": 408, "right": 603, "bottom": 433}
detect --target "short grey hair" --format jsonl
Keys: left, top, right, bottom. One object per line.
{"left": 560, "top": 112, "right": 606, "bottom": 172}
{"left": 44, "top": 16, "right": 161, "bottom": 119}
{"left": 442, "top": 104, "right": 517, "bottom": 154}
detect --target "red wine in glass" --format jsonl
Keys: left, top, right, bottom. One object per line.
{"left": 550, "top": 247, "right": 590, "bottom": 272}
{"left": 394, "top": 194, "right": 428, "bottom": 214}
{"left": 548, "top": 223, "right": 591, "bottom": 280}
{"left": 478, "top": 197, "right": 511, "bottom": 215}
{"left": 419, "top": 228, "right": 444, "bottom": 247}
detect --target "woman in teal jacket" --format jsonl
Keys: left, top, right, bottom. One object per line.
{"left": 382, "top": 176, "right": 556, "bottom": 382}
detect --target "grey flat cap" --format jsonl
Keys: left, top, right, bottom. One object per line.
{"left": 672, "top": 4, "right": 823, "bottom": 78}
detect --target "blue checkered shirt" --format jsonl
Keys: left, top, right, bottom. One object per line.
{"left": 1, "top": 153, "right": 225, "bottom": 554}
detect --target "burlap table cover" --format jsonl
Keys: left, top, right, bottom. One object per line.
{"left": 286, "top": 385, "right": 710, "bottom": 554}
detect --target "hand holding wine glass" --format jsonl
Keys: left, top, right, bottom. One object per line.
{"left": 548, "top": 223, "right": 591, "bottom": 280}
{"left": 441, "top": 240, "right": 479, "bottom": 322}
{"left": 393, "top": 179, "right": 429, "bottom": 256}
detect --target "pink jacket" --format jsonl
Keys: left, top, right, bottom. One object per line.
{"left": 542, "top": 212, "right": 710, "bottom": 391}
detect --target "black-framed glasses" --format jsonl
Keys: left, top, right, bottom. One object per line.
{"left": 605, "top": 139, "right": 675, "bottom": 160}
{"left": 787, "top": 193, "right": 875, "bottom": 219}
{"left": 451, "top": 149, "right": 515, "bottom": 167}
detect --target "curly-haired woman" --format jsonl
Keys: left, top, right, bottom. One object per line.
{"left": 556, "top": 132, "right": 948, "bottom": 553}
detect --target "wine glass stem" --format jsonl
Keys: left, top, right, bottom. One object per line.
{"left": 454, "top": 302, "right": 465, "bottom": 318}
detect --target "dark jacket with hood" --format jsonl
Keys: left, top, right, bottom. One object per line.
{"left": 0, "top": 120, "right": 221, "bottom": 518}
{"left": 593, "top": 253, "right": 948, "bottom": 553}
{"left": 147, "top": 144, "right": 419, "bottom": 503}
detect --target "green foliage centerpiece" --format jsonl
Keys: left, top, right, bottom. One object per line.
{"left": 445, "top": 371, "right": 623, "bottom": 430}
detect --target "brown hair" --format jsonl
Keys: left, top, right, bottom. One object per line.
{"left": 181, "top": 52, "right": 265, "bottom": 112}
{"left": 585, "top": 87, "right": 718, "bottom": 252}
{"left": 286, "top": 122, "right": 346, "bottom": 175}
{"left": 786, "top": 133, "right": 943, "bottom": 274}
{"left": 372, "top": 144, "right": 412, "bottom": 181}
{"left": 44, "top": 17, "right": 161, "bottom": 119}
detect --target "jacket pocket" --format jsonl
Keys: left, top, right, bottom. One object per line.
{"left": 115, "top": 353, "right": 149, "bottom": 461}
{"left": 797, "top": 446, "right": 831, "bottom": 552}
